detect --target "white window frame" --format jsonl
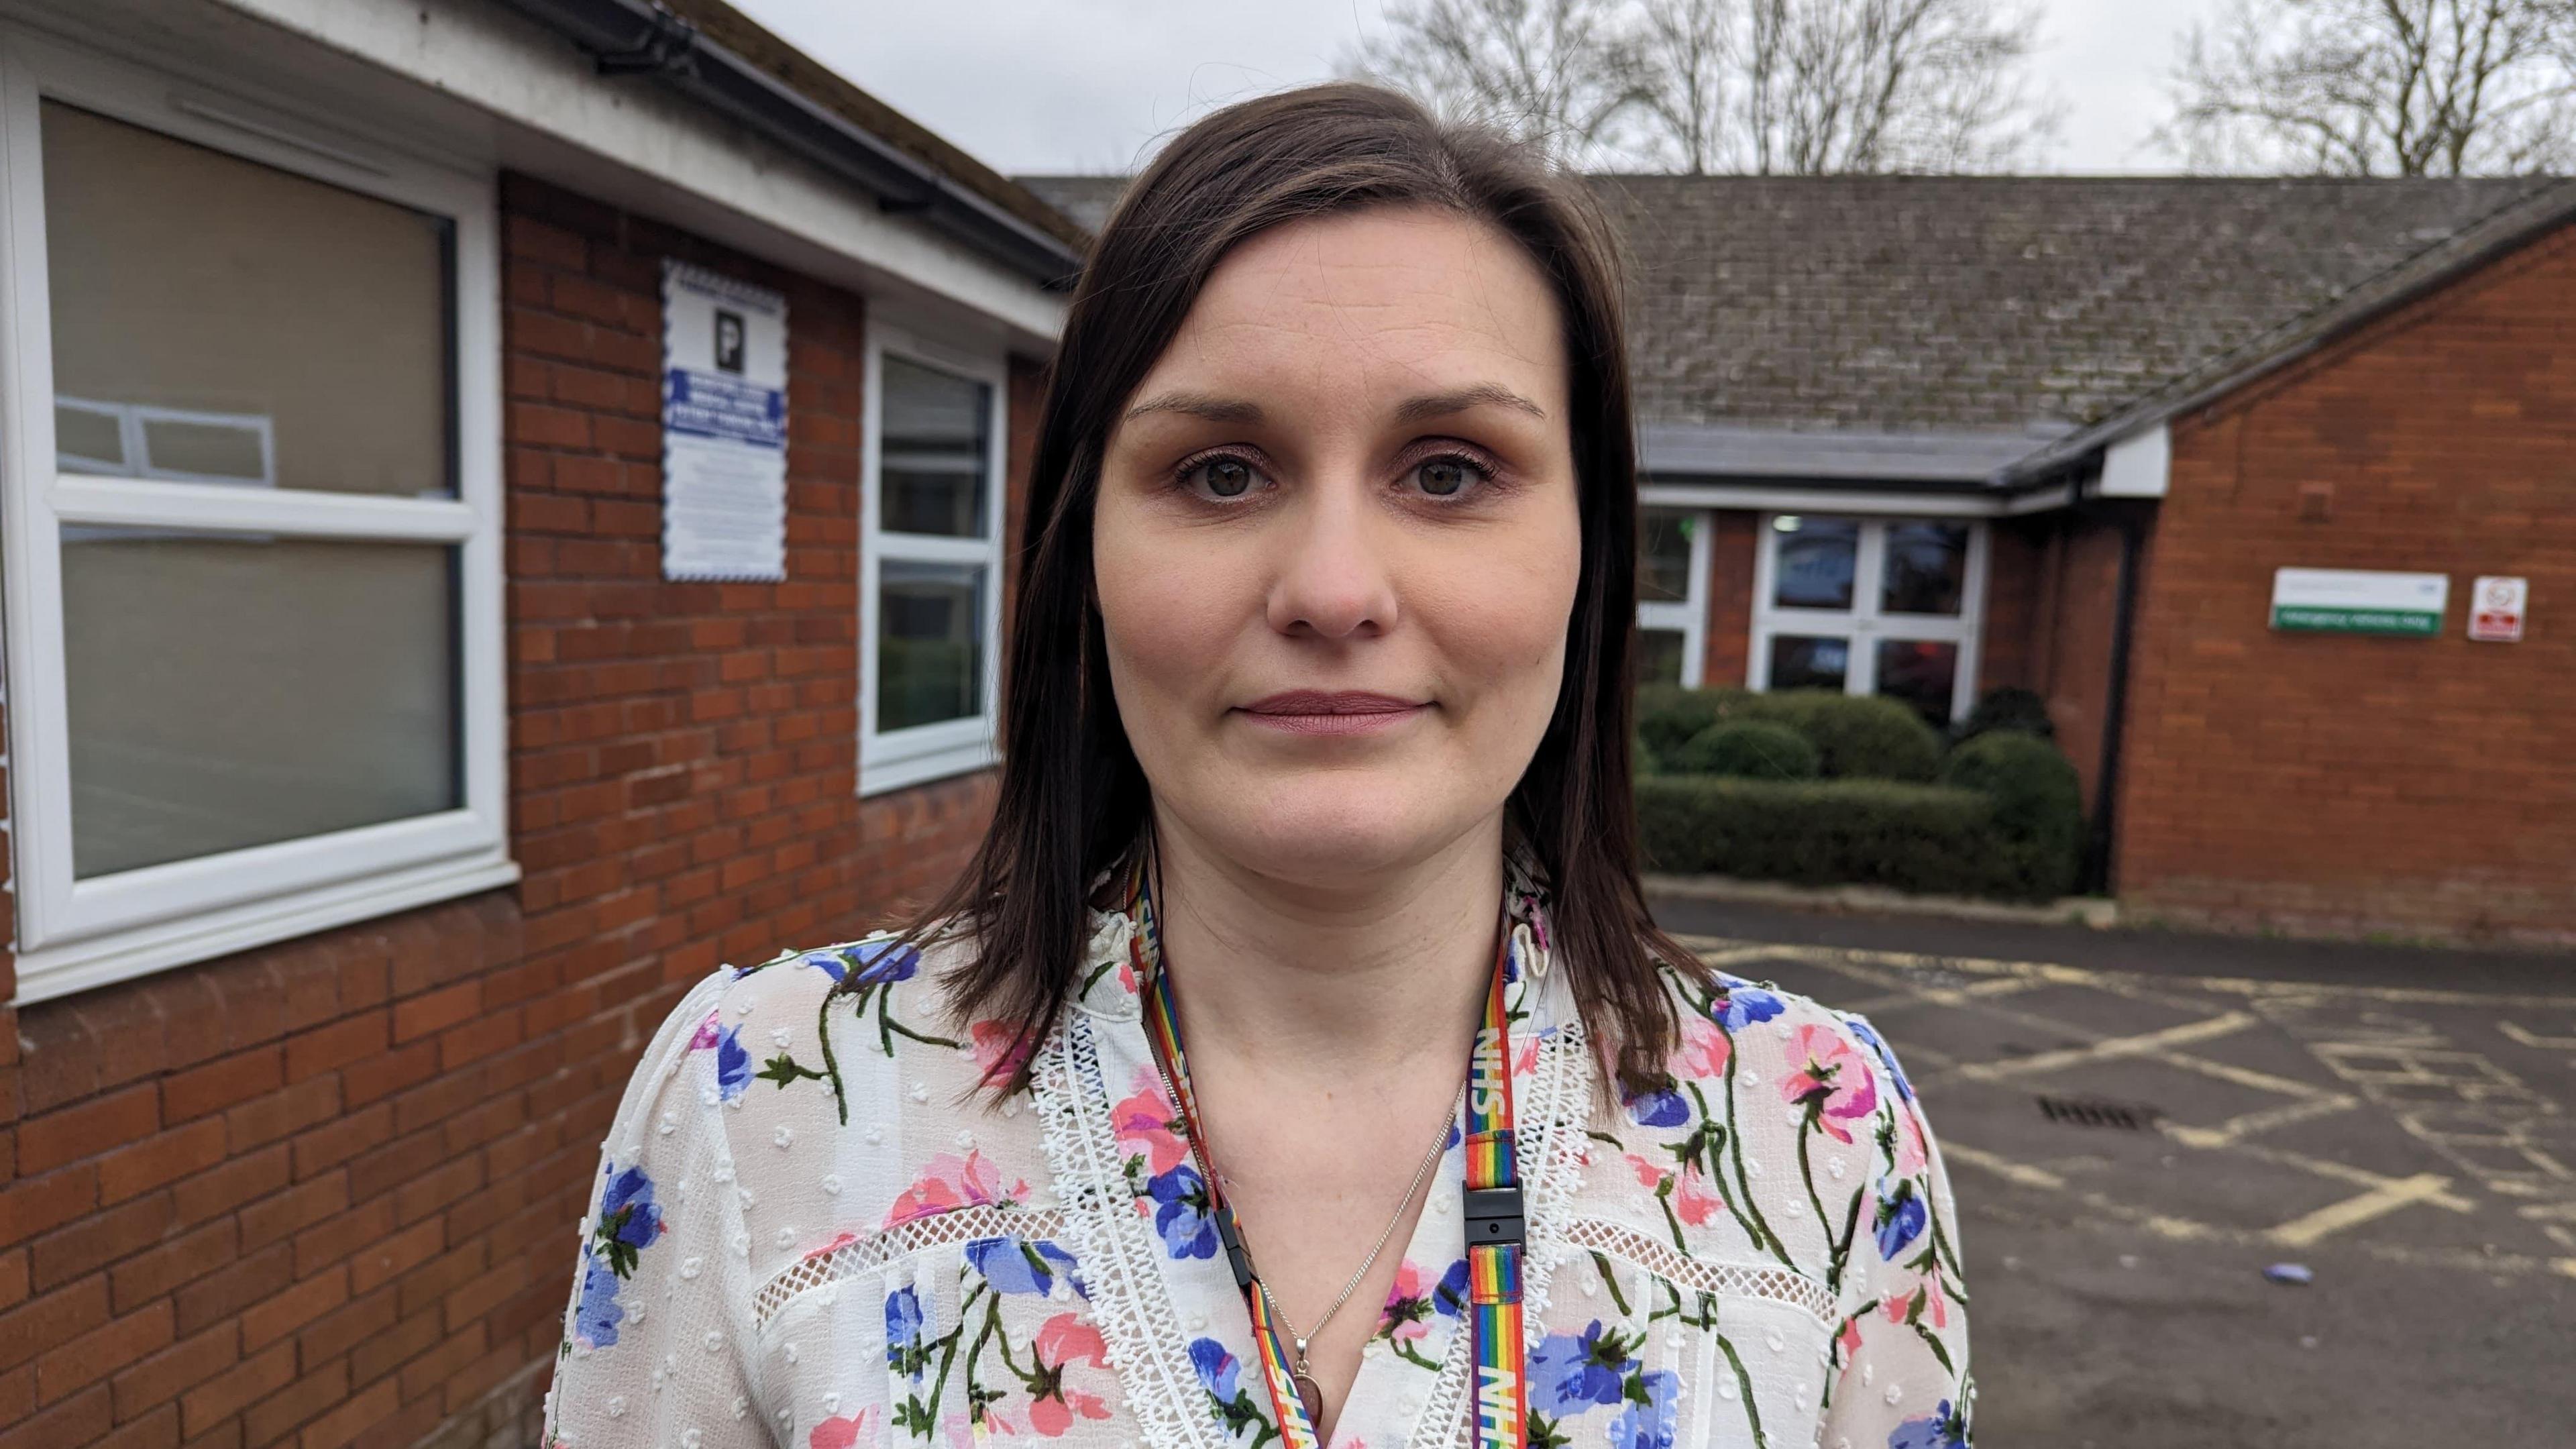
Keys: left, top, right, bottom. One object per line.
{"left": 1747, "top": 513, "right": 1988, "bottom": 722}
{"left": 1635, "top": 506, "right": 1713, "bottom": 688}
{"left": 0, "top": 31, "right": 515, "bottom": 1004}
{"left": 857, "top": 323, "right": 1008, "bottom": 796}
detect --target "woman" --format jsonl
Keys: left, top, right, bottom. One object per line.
{"left": 542, "top": 82, "right": 1971, "bottom": 1449}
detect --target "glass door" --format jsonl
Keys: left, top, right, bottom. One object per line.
{"left": 1750, "top": 514, "right": 1985, "bottom": 724}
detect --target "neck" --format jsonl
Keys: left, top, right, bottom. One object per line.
{"left": 1145, "top": 810, "right": 1507, "bottom": 1081}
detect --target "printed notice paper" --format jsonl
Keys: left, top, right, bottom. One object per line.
{"left": 661, "top": 261, "right": 787, "bottom": 581}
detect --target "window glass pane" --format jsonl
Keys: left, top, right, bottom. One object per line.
{"left": 1768, "top": 635, "right": 1849, "bottom": 692}
{"left": 879, "top": 356, "right": 991, "bottom": 538}
{"left": 879, "top": 561, "right": 986, "bottom": 731}
{"left": 1638, "top": 509, "right": 1694, "bottom": 604}
{"left": 42, "top": 101, "right": 451, "bottom": 496}
{"left": 1881, "top": 522, "right": 1969, "bottom": 616}
{"left": 1771, "top": 516, "right": 1858, "bottom": 610}
{"left": 62, "top": 529, "right": 460, "bottom": 879}
{"left": 1875, "top": 639, "right": 1959, "bottom": 724}
{"left": 1635, "top": 628, "right": 1685, "bottom": 687}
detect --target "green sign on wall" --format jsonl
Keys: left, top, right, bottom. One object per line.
{"left": 2269, "top": 569, "right": 2448, "bottom": 637}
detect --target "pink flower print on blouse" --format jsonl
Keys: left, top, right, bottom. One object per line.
{"left": 1781, "top": 1023, "right": 1879, "bottom": 1144}
{"left": 1673, "top": 1015, "right": 1731, "bottom": 1081}
{"left": 1625, "top": 1153, "right": 1723, "bottom": 1228}
{"left": 1111, "top": 1067, "right": 1191, "bottom": 1177}
{"left": 1028, "top": 1313, "right": 1115, "bottom": 1436}
{"left": 971, "top": 1019, "right": 1037, "bottom": 1087}
{"left": 885, "top": 1150, "right": 1030, "bottom": 1230}
{"left": 810, "top": 1406, "right": 881, "bottom": 1449}
{"left": 1892, "top": 1099, "right": 1930, "bottom": 1177}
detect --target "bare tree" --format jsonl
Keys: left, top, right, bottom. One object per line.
{"left": 1348, "top": 0, "right": 2057, "bottom": 173}
{"left": 1346, "top": 0, "right": 1642, "bottom": 164}
{"left": 2161, "top": 0, "right": 2576, "bottom": 175}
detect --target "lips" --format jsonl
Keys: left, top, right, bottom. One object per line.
{"left": 1236, "top": 690, "right": 1430, "bottom": 737}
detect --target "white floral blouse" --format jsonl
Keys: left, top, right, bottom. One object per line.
{"left": 541, "top": 871, "right": 1973, "bottom": 1449}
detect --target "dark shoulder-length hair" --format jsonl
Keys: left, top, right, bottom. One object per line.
{"left": 888, "top": 79, "right": 1705, "bottom": 1095}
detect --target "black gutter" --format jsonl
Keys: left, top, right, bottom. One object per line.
{"left": 2078, "top": 468, "right": 2145, "bottom": 896}
{"left": 496, "top": 0, "right": 1084, "bottom": 289}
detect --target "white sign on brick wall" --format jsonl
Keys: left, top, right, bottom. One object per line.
{"left": 2469, "top": 576, "right": 2527, "bottom": 643}
{"left": 660, "top": 260, "right": 788, "bottom": 582}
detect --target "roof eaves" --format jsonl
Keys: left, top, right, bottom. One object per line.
{"left": 494, "top": 0, "right": 1088, "bottom": 288}
{"left": 2000, "top": 175, "right": 2576, "bottom": 486}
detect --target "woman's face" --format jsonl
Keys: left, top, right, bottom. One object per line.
{"left": 1093, "top": 205, "right": 1582, "bottom": 886}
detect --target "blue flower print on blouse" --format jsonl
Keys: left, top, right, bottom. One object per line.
{"left": 1189, "top": 1336, "right": 1272, "bottom": 1444}
{"left": 1611, "top": 1369, "right": 1679, "bottom": 1449}
{"left": 1529, "top": 1320, "right": 1640, "bottom": 1415}
{"left": 1845, "top": 1015, "right": 1914, "bottom": 1103}
{"left": 1148, "top": 1163, "right": 1222, "bottom": 1260}
{"left": 570, "top": 1162, "right": 665, "bottom": 1351}
{"left": 591, "top": 1165, "right": 665, "bottom": 1277}
{"left": 713, "top": 1024, "right": 752, "bottom": 1102}
{"left": 1888, "top": 1399, "right": 1968, "bottom": 1449}
{"left": 572, "top": 1250, "right": 627, "bottom": 1349}
{"left": 1875, "top": 1175, "right": 1928, "bottom": 1260}
{"left": 885, "top": 1285, "right": 929, "bottom": 1377}
{"left": 1623, "top": 1079, "right": 1690, "bottom": 1129}
{"left": 1708, "top": 975, "right": 1786, "bottom": 1032}
{"left": 965, "top": 1235, "right": 1086, "bottom": 1297}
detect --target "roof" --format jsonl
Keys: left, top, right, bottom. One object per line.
{"left": 502, "top": 0, "right": 1089, "bottom": 284}
{"left": 1017, "top": 171, "right": 2576, "bottom": 481}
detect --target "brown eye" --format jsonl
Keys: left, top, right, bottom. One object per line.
{"left": 1414, "top": 457, "right": 1477, "bottom": 497}
{"left": 1196, "top": 456, "right": 1256, "bottom": 498}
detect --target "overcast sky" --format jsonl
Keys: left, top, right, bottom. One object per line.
{"left": 727, "top": 0, "right": 2226, "bottom": 177}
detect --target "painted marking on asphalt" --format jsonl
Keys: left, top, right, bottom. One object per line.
{"left": 2214, "top": 1141, "right": 2475, "bottom": 1214}
{"left": 2500, "top": 1020, "right": 2576, "bottom": 1051}
{"left": 1956, "top": 1012, "right": 2259, "bottom": 1081}
{"left": 2161, "top": 1094, "right": 2362, "bottom": 1150}
{"left": 2265, "top": 1173, "right": 2461, "bottom": 1247}
{"left": 1939, "top": 1142, "right": 2065, "bottom": 1191}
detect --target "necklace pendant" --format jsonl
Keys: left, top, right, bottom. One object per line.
{"left": 1293, "top": 1369, "right": 1325, "bottom": 1428}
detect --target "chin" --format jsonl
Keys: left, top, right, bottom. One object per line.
{"left": 1203, "top": 772, "right": 1486, "bottom": 888}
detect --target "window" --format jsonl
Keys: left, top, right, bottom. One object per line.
{"left": 859, "top": 327, "right": 1007, "bottom": 793}
{"left": 1635, "top": 506, "right": 1711, "bottom": 687}
{"left": 0, "top": 37, "right": 512, "bottom": 1002}
{"left": 1749, "top": 514, "right": 1986, "bottom": 724}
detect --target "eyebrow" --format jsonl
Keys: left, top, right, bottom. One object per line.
{"left": 1121, "top": 382, "right": 1548, "bottom": 425}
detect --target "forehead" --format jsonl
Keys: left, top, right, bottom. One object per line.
{"left": 1137, "top": 205, "right": 1568, "bottom": 411}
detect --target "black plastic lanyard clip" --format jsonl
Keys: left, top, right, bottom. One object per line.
{"left": 1213, "top": 1201, "right": 1256, "bottom": 1291}
{"left": 1463, "top": 1185, "right": 1525, "bottom": 1250}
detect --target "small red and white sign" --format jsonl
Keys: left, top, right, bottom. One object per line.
{"left": 2469, "top": 576, "right": 2527, "bottom": 643}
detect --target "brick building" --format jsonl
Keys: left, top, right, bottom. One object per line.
{"left": 0, "top": 0, "right": 1071, "bottom": 1444}
{"left": 1030, "top": 171, "right": 2576, "bottom": 947}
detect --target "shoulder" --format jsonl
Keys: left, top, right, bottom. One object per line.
{"left": 1648, "top": 961, "right": 1913, "bottom": 1110}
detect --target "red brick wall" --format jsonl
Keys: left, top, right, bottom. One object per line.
{"left": 2032, "top": 513, "right": 2135, "bottom": 816}
{"left": 1978, "top": 517, "right": 2047, "bottom": 696}
{"left": 0, "top": 172, "right": 1036, "bottom": 1448}
{"left": 2117, "top": 222, "right": 2576, "bottom": 944}
{"left": 1699, "top": 511, "right": 1758, "bottom": 688}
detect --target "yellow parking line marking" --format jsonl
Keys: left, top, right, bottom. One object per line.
{"left": 2231, "top": 1144, "right": 2475, "bottom": 1214}
{"left": 2265, "top": 1174, "right": 2459, "bottom": 1247}
{"left": 1957, "top": 1012, "right": 2258, "bottom": 1081}
{"left": 1938, "top": 1142, "right": 2065, "bottom": 1190}
{"left": 2161, "top": 1094, "right": 2360, "bottom": 1149}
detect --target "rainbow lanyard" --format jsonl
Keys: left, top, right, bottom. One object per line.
{"left": 1130, "top": 860, "right": 1525, "bottom": 1449}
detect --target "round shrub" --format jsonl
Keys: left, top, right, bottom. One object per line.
{"left": 1673, "top": 719, "right": 1819, "bottom": 780}
{"left": 1940, "top": 731, "right": 2084, "bottom": 900}
{"left": 1635, "top": 683, "right": 1727, "bottom": 759}
{"left": 1953, "top": 685, "right": 2055, "bottom": 745}
{"left": 1741, "top": 690, "right": 1943, "bottom": 782}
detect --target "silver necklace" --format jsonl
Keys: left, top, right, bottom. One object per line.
{"left": 1238, "top": 1103, "right": 1458, "bottom": 1422}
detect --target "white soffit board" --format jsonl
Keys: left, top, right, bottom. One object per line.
{"left": 195, "top": 0, "right": 1065, "bottom": 343}
{"left": 2097, "top": 422, "right": 2170, "bottom": 498}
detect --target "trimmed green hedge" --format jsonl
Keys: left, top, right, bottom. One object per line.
{"left": 1939, "top": 729, "right": 2083, "bottom": 900}
{"left": 1672, "top": 719, "right": 1819, "bottom": 780}
{"left": 1636, "top": 686, "right": 1940, "bottom": 782}
{"left": 1635, "top": 687, "right": 2087, "bottom": 901}
{"left": 1635, "top": 775, "right": 2009, "bottom": 895}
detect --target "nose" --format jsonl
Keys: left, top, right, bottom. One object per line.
{"left": 1264, "top": 473, "right": 1399, "bottom": 641}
